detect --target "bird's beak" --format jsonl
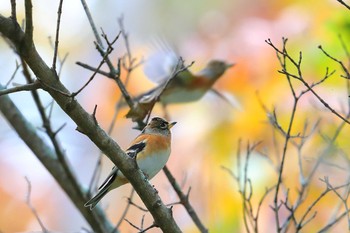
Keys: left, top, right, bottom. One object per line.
{"left": 168, "top": 122, "right": 177, "bottom": 129}
{"left": 226, "top": 63, "right": 235, "bottom": 69}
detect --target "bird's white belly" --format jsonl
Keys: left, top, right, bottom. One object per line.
{"left": 138, "top": 149, "right": 171, "bottom": 179}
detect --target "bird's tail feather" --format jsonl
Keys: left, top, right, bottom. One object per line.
{"left": 84, "top": 187, "right": 110, "bottom": 210}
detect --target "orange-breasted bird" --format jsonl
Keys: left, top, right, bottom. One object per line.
{"left": 85, "top": 117, "right": 176, "bottom": 210}
{"left": 126, "top": 56, "right": 234, "bottom": 123}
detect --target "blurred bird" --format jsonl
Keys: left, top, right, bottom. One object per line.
{"left": 85, "top": 117, "right": 176, "bottom": 210}
{"left": 126, "top": 42, "right": 234, "bottom": 122}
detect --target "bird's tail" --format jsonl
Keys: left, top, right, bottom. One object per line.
{"left": 84, "top": 187, "right": 110, "bottom": 210}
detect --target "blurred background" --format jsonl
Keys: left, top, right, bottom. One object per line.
{"left": 1, "top": 0, "right": 350, "bottom": 232}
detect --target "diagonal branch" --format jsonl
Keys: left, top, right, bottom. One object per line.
{"left": 80, "top": 0, "right": 136, "bottom": 110}
{"left": 0, "top": 8, "right": 182, "bottom": 233}
{"left": 0, "top": 84, "right": 113, "bottom": 233}
{"left": 163, "top": 166, "right": 208, "bottom": 233}
{"left": 266, "top": 38, "right": 350, "bottom": 125}
{"left": 336, "top": 0, "right": 350, "bottom": 10}
{"left": 318, "top": 45, "right": 350, "bottom": 79}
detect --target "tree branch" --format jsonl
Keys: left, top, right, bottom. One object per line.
{"left": 0, "top": 10, "right": 181, "bottom": 233}
{"left": 336, "top": 0, "right": 350, "bottom": 10}
{"left": 163, "top": 166, "right": 208, "bottom": 233}
{"left": 24, "top": 0, "right": 33, "bottom": 43}
{"left": 0, "top": 81, "right": 41, "bottom": 96}
{"left": 0, "top": 84, "right": 113, "bottom": 233}
{"left": 52, "top": 0, "right": 64, "bottom": 73}
{"left": 24, "top": 176, "right": 49, "bottom": 233}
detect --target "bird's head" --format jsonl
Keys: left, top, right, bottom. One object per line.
{"left": 198, "top": 60, "right": 234, "bottom": 80}
{"left": 142, "top": 117, "right": 177, "bottom": 135}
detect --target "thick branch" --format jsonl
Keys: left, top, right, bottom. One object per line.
{"left": 24, "top": 0, "right": 33, "bottom": 42}
{"left": 0, "top": 84, "right": 113, "bottom": 233}
{"left": 0, "top": 14, "right": 181, "bottom": 233}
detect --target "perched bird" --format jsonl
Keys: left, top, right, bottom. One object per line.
{"left": 126, "top": 59, "right": 234, "bottom": 123}
{"left": 84, "top": 117, "right": 176, "bottom": 210}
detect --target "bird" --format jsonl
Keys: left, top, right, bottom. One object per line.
{"left": 84, "top": 117, "right": 176, "bottom": 210}
{"left": 126, "top": 59, "right": 234, "bottom": 123}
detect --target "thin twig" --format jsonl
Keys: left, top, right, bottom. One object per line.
{"left": 80, "top": 0, "right": 103, "bottom": 47}
{"left": 5, "top": 61, "right": 21, "bottom": 87}
{"left": 19, "top": 58, "right": 85, "bottom": 231}
{"left": 163, "top": 166, "right": 208, "bottom": 233}
{"left": 318, "top": 45, "right": 350, "bottom": 79}
{"left": 80, "top": 0, "right": 137, "bottom": 111}
{"left": 266, "top": 38, "right": 350, "bottom": 125}
{"left": 71, "top": 51, "right": 109, "bottom": 97}
{"left": 76, "top": 61, "right": 112, "bottom": 78}
{"left": 24, "top": 177, "right": 49, "bottom": 233}
{"left": 52, "top": 0, "right": 64, "bottom": 73}
{"left": 112, "top": 189, "right": 136, "bottom": 233}
{"left": 336, "top": 0, "right": 350, "bottom": 10}
{"left": 0, "top": 81, "right": 41, "bottom": 96}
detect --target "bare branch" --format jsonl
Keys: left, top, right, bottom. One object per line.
{"left": 1, "top": 2, "right": 181, "bottom": 232}
{"left": 267, "top": 38, "right": 350, "bottom": 125}
{"left": 112, "top": 189, "right": 136, "bottom": 233}
{"left": 52, "top": 0, "right": 64, "bottom": 73}
{"left": 80, "top": 0, "right": 103, "bottom": 47}
{"left": 76, "top": 61, "right": 112, "bottom": 78}
{"left": 91, "top": 105, "right": 98, "bottom": 125}
{"left": 24, "top": 177, "right": 49, "bottom": 233}
{"left": 336, "top": 0, "right": 350, "bottom": 10}
{"left": 79, "top": 0, "right": 138, "bottom": 111}
{"left": 125, "top": 216, "right": 158, "bottom": 233}
{"left": 24, "top": 0, "right": 33, "bottom": 43}
{"left": 5, "top": 60, "right": 21, "bottom": 87}
{"left": 0, "top": 81, "right": 41, "bottom": 96}
{"left": 71, "top": 51, "right": 108, "bottom": 97}
{"left": 318, "top": 45, "right": 350, "bottom": 79}
{"left": 321, "top": 177, "right": 350, "bottom": 230}
{"left": 48, "top": 36, "right": 69, "bottom": 79}
{"left": 10, "top": 0, "right": 17, "bottom": 21}
{"left": 163, "top": 166, "right": 208, "bottom": 233}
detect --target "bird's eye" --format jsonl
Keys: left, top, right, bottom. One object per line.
{"left": 160, "top": 122, "right": 167, "bottom": 129}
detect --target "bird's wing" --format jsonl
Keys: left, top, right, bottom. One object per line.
{"left": 209, "top": 88, "right": 243, "bottom": 110}
{"left": 137, "top": 63, "right": 194, "bottom": 104}
{"left": 97, "top": 140, "right": 147, "bottom": 191}
{"left": 97, "top": 166, "right": 119, "bottom": 190}
{"left": 143, "top": 39, "right": 181, "bottom": 84}
{"left": 126, "top": 140, "right": 147, "bottom": 158}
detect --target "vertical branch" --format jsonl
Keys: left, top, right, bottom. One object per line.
{"left": 10, "top": 0, "right": 17, "bottom": 21}
{"left": 80, "top": 0, "right": 137, "bottom": 111}
{"left": 24, "top": 0, "right": 33, "bottom": 43}
{"left": 270, "top": 39, "right": 300, "bottom": 233}
{"left": 52, "top": 0, "right": 64, "bottom": 73}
